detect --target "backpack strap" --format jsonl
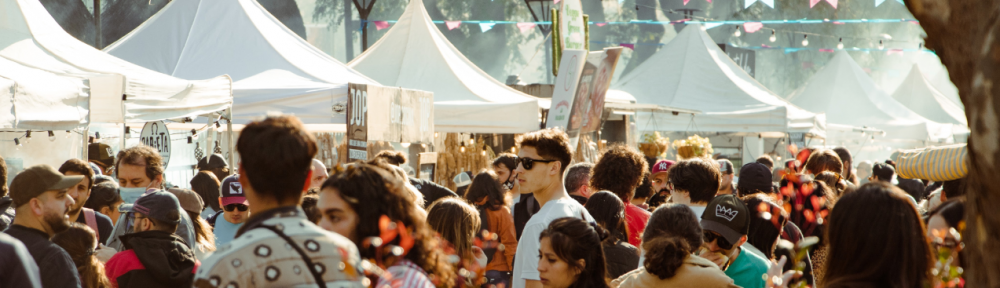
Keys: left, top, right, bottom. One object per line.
{"left": 83, "top": 208, "right": 99, "bottom": 236}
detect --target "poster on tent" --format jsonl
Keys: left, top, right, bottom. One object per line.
{"left": 580, "top": 47, "right": 623, "bottom": 133}
{"left": 545, "top": 49, "right": 589, "bottom": 131}
{"left": 366, "top": 86, "right": 435, "bottom": 144}
{"left": 565, "top": 52, "right": 602, "bottom": 148}
{"left": 347, "top": 83, "right": 368, "bottom": 162}
{"left": 559, "top": 0, "right": 585, "bottom": 50}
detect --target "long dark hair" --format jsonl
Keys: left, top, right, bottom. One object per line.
{"left": 190, "top": 171, "right": 221, "bottom": 211}
{"left": 832, "top": 147, "right": 857, "bottom": 185}
{"left": 52, "top": 223, "right": 111, "bottom": 288}
{"left": 322, "top": 163, "right": 456, "bottom": 287}
{"left": 187, "top": 211, "right": 216, "bottom": 253}
{"left": 641, "top": 204, "right": 703, "bottom": 279}
{"left": 584, "top": 191, "right": 628, "bottom": 245}
{"left": 823, "top": 182, "right": 932, "bottom": 288}
{"left": 464, "top": 171, "right": 506, "bottom": 211}
{"left": 743, "top": 194, "right": 787, "bottom": 259}
{"left": 539, "top": 217, "right": 610, "bottom": 288}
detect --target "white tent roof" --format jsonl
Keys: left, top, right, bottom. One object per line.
{"left": 104, "top": 0, "right": 375, "bottom": 124}
{"left": 0, "top": 57, "right": 90, "bottom": 130}
{"left": 0, "top": 0, "right": 232, "bottom": 122}
{"left": 613, "top": 24, "right": 824, "bottom": 137}
{"left": 892, "top": 65, "right": 968, "bottom": 127}
{"left": 348, "top": 0, "right": 541, "bottom": 133}
{"left": 787, "top": 51, "right": 952, "bottom": 143}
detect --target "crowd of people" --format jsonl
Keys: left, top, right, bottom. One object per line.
{"left": 0, "top": 114, "right": 966, "bottom": 288}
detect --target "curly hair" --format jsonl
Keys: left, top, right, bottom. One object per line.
{"left": 590, "top": 144, "right": 648, "bottom": 202}
{"left": 115, "top": 145, "right": 164, "bottom": 181}
{"left": 464, "top": 170, "right": 507, "bottom": 211}
{"left": 667, "top": 159, "right": 721, "bottom": 203}
{"left": 516, "top": 128, "right": 573, "bottom": 174}
{"left": 804, "top": 149, "right": 843, "bottom": 176}
{"left": 52, "top": 223, "right": 111, "bottom": 288}
{"left": 539, "top": 217, "right": 610, "bottom": 288}
{"left": 321, "top": 163, "right": 456, "bottom": 287}
{"left": 374, "top": 150, "right": 408, "bottom": 166}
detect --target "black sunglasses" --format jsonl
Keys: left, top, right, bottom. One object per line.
{"left": 516, "top": 157, "right": 556, "bottom": 170}
{"left": 703, "top": 231, "right": 734, "bottom": 250}
{"left": 224, "top": 204, "right": 249, "bottom": 212}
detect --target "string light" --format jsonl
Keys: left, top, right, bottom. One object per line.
{"left": 734, "top": 25, "right": 741, "bottom": 37}
{"left": 13, "top": 138, "right": 20, "bottom": 149}
{"left": 769, "top": 30, "right": 776, "bottom": 42}
{"left": 24, "top": 130, "right": 31, "bottom": 144}
{"left": 65, "top": 130, "right": 71, "bottom": 138}
{"left": 47, "top": 131, "right": 55, "bottom": 142}
{"left": 801, "top": 35, "right": 809, "bottom": 46}
{"left": 878, "top": 40, "right": 885, "bottom": 50}
{"left": 837, "top": 38, "right": 844, "bottom": 49}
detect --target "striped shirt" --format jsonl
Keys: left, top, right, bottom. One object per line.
{"left": 377, "top": 259, "right": 435, "bottom": 288}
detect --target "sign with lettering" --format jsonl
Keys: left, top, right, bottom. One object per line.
{"left": 347, "top": 84, "right": 368, "bottom": 162}
{"left": 559, "top": 0, "right": 585, "bottom": 50}
{"left": 139, "top": 121, "right": 171, "bottom": 168}
{"left": 545, "top": 49, "right": 588, "bottom": 130}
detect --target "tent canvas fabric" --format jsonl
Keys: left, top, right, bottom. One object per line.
{"left": 613, "top": 24, "right": 825, "bottom": 137}
{"left": 0, "top": 0, "right": 233, "bottom": 122}
{"left": 0, "top": 56, "right": 90, "bottom": 130}
{"left": 104, "top": 0, "right": 376, "bottom": 124}
{"left": 348, "top": 0, "right": 541, "bottom": 134}
{"left": 892, "top": 64, "right": 968, "bottom": 128}
{"left": 786, "top": 50, "right": 953, "bottom": 143}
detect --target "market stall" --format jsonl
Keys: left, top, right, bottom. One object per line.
{"left": 892, "top": 64, "right": 969, "bottom": 142}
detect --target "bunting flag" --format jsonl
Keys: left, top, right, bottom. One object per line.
{"left": 446, "top": 21, "right": 462, "bottom": 30}
{"left": 743, "top": 22, "right": 764, "bottom": 33}
{"left": 373, "top": 21, "right": 390, "bottom": 30}
{"left": 744, "top": 0, "right": 773, "bottom": 8}
{"left": 819, "top": 48, "right": 834, "bottom": 52}
{"left": 620, "top": 43, "right": 635, "bottom": 50}
{"left": 810, "top": 0, "right": 837, "bottom": 8}
{"left": 554, "top": 0, "right": 561, "bottom": 3}
{"left": 479, "top": 23, "right": 496, "bottom": 32}
{"left": 887, "top": 49, "right": 904, "bottom": 55}
{"left": 596, "top": 22, "right": 607, "bottom": 27}
{"left": 517, "top": 22, "right": 536, "bottom": 33}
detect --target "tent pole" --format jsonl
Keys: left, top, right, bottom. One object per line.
{"left": 226, "top": 108, "right": 235, "bottom": 169}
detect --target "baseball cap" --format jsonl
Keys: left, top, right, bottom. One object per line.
{"left": 220, "top": 174, "right": 248, "bottom": 206}
{"left": 737, "top": 163, "right": 773, "bottom": 194}
{"left": 453, "top": 171, "right": 473, "bottom": 188}
{"left": 872, "top": 162, "right": 895, "bottom": 181}
{"left": 701, "top": 194, "right": 750, "bottom": 245}
{"left": 129, "top": 191, "right": 182, "bottom": 224}
{"left": 167, "top": 188, "right": 204, "bottom": 214}
{"left": 88, "top": 143, "right": 115, "bottom": 168}
{"left": 717, "top": 159, "right": 734, "bottom": 174}
{"left": 9, "top": 165, "right": 85, "bottom": 207}
{"left": 197, "top": 154, "right": 228, "bottom": 171}
{"left": 651, "top": 160, "right": 675, "bottom": 175}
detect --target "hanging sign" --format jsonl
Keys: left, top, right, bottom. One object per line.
{"left": 347, "top": 83, "right": 369, "bottom": 162}
{"left": 559, "top": 0, "right": 586, "bottom": 50}
{"left": 367, "top": 86, "right": 435, "bottom": 144}
{"left": 139, "top": 121, "right": 171, "bottom": 168}
{"left": 545, "top": 49, "right": 589, "bottom": 131}
{"left": 580, "top": 47, "right": 623, "bottom": 133}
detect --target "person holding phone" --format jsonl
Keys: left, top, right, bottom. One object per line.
{"left": 700, "top": 195, "right": 770, "bottom": 288}
{"left": 206, "top": 174, "right": 249, "bottom": 246}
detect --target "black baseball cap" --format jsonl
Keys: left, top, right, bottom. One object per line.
{"left": 129, "top": 191, "right": 182, "bottom": 224}
{"left": 717, "top": 159, "right": 734, "bottom": 174}
{"left": 197, "top": 154, "right": 228, "bottom": 170}
{"left": 88, "top": 143, "right": 115, "bottom": 168}
{"left": 701, "top": 194, "right": 750, "bottom": 245}
{"left": 872, "top": 162, "right": 895, "bottom": 181}
{"left": 738, "top": 163, "right": 773, "bottom": 194}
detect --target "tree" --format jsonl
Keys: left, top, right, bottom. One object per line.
{"left": 905, "top": 0, "right": 1000, "bottom": 286}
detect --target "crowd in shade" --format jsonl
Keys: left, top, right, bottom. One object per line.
{"left": 0, "top": 114, "right": 967, "bottom": 288}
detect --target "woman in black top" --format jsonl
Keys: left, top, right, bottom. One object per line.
{"left": 584, "top": 191, "right": 639, "bottom": 280}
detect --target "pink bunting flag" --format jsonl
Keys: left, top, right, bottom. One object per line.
{"left": 517, "top": 22, "right": 536, "bottom": 33}
{"left": 619, "top": 43, "right": 635, "bottom": 50}
{"left": 446, "top": 21, "right": 462, "bottom": 30}
{"left": 833, "top": 21, "right": 845, "bottom": 24}
{"left": 554, "top": 0, "right": 561, "bottom": 4}
{"left": 828, "top": 0, "right": 837, "bottom": 8}
{"left": 373, "top": 21, "right": 390, "bottom": 30}
{"left": 596, "top": 22, "right": 607, "bottom": 27}
{"left": 810, "top": 0, "right": 836, "bottom": 8}
{"left": 743, "top": 22, "right": 764, "bottom": 33}
{"left": 761, "top": 44, "right": 772, "bottom": 48}
{"left": 809, "top": 0, "right": 820, "bottom": 7}
{"left": 887, "top": 49, "right": 904, "bottom": 55}
{"left": 819, "top": 48, "right": 834, "bottom": 52}
{"left": 683, "top": 0, "right": 689, "bottom": 5}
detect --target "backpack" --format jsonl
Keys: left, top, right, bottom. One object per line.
{"left": 82, "top": 208, "right": 99, "bottom": 236}
{"left": 477, "top": 206, "right": 497, "bottom": 265}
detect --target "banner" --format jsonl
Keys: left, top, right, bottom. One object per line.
{"left": 580, "top": 47, "right": 623, "bottom": 133}
{"left": 347, "top": 83, "right": 368, "bottom": 162}
{"left": 367, "top": 86, "right": 435, "bottom": 144}
{"left": 545, "top": 49, "right": 589, "bottom": 130}
{"left": 565, "top": 51, "right": 602, "bottom": 146}
{"left": 559, "top": 0, "right": 586, "bottom": 50}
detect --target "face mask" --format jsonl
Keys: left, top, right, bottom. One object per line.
{"left": 119, "top": 188, "right": 147, "bottom": 205}
{"left": 502, "top": 174, "right": 516, "bottom": 190}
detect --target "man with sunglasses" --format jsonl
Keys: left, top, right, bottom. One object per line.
{"left": 206, "top": 174, "right": 249, "bottom": 246}
{"left": 510, "top": 129, "right": 594, "bottom": 288}
{"left": 700, "top": 194, "right": 770, "bottom": 288}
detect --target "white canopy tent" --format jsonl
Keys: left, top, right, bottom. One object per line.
{"left": 348, "top": 0, "right": 542, "bottom": 134}
{"left": 0, "top": 57, "right": 91, "bottom": 130}
{"left": 613, "top": 24, "right": 825, "bottom": 138}
{"left": 787, "top": 51, "right": 953, "bottom": 155}
{"left": 103, "top": 0, "right": 376, "bottom": 125}
{"left": 892, "top": 64, "right": 969, "bottom": 136}
{"left": 0, "top": 0, "right": 233, "bottom": 123}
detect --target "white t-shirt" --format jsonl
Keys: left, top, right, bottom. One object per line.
{"left": 511, "top": 197, "right": 594, "bottom": 288}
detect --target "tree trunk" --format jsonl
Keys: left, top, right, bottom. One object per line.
{"left": 905, "top": 0, "right": 1000, "bottom": 286}
{"left": 344, "top": 0, "right": 353, "bottom": 60}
